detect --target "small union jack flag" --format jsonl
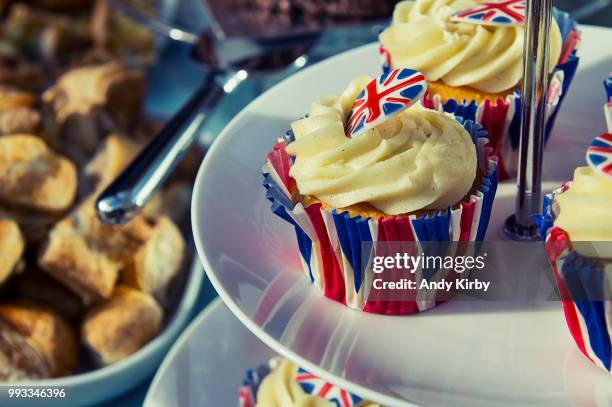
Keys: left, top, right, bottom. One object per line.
{"left": 346, "top": 68, "right": 426, "bottom": 138}
{"left": 586, "top": 133, "right": 612, "bottom": 178}
{"left": 295, "top": 367, "right": 362, "bottom": 407}
{"left": 450, "top": 0, "right": 526, "bottom": 27}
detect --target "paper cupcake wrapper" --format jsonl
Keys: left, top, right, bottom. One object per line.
{"left": 381, "top": 8, "right": 580, "bottom": 180}
{"left": 262, "top": 117, "right": 498, "bottom": 315}
{"left": 239, "top": 358, "right": 278, "bottom": 407}
{"left": 535, "top": 188, "right": 612, "bottom": 373}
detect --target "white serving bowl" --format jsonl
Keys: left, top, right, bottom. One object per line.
{"left": 0, "top": 261, "right": 203, "bottom": 407}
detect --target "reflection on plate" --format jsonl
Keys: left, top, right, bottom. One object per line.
{"left": 144, "top": 299, "right": 276, "bottom": 407}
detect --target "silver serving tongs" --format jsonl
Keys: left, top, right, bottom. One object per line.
{"left": 96, "top": 0, "right": 384, "bottom": 225}
{"left": 95, "top": 2, "right": 318, "bottom": 224}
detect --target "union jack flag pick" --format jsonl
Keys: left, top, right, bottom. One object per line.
{"left": 295, "top": 367, "right": 363, "bottom": 407}
{"left": 346, "top": 68, "right": 426, "bottom": 138}
{"left": 450, "top": 0, "right": 526, "bottom": 27}
{"left": 586, "top": 133, "right": 612, "bottom": 178}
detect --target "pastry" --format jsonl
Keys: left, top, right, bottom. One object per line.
{"left": 0, "top": 302, "right": 78, "bottom": 380}
{"left": 263, "top": 74, "right": 498, "bottom": 314}
{"left": 0, "top": 134, "right": 77, "bottom": 213}
{"left": 0, "top": 87, "right": 41, "bottom": 135}
{"left": 39, "top": 130, "right": 186, "bottom": 305}
{"left": 38, "top": 213, "right": 124, "bottom": 305}
{"left": 42, "top": 61, "right": 146, "bottom": 165}
{"left": 0, "top": 217, "right": 24, "bottom": 285}
{"left": 38, "top": 197, "right": 152, "bottom": 305}
{"left": 240, "top": 358, "right": 380, "bottom": 407}
{"left": 121, "top": 215, "right": 185, "bottom": 306}
{"left": 379, "top": 0, "right": 580, "bottom": 178}
{"left": 81, "top": 285, "right": 162, "bottom": 366}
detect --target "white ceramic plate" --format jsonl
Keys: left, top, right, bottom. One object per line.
{"left": 144, "top": 299, "right": 276, "bottom": 406}
{"left": 192, "top": 26, "right": 612, "bottom": 406}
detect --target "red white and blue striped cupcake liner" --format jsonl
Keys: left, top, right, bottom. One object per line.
{"left": 536, "top": 186, "right": 612, "bottom": 372}
{"left": 239, "top": 358, "right": 275, "bottom": 407}
{"left": 381, "top": 8, "right": 580, "bottom": 180}
{"left": 262, "top": 117, "right": 498, "bottom": 315}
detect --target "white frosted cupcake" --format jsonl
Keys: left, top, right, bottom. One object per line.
{"left": 263, "top": 75, "right": 498, "bottom": 314}
{"left": 239, "top": 358, "right": 380, "bottom": 407}
{"left": 537, "top": 131, "right": 612, "bottom": 373}
{"left": 379, "top": 0, "right": 580, "bottom": 178}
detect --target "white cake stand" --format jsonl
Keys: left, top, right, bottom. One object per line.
{"left": 191, "top": 26, "right": 612, "bottom": 406}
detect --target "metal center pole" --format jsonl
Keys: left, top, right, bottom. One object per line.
{"left": 504, "top": 0, "right": 553, "bottom": 241}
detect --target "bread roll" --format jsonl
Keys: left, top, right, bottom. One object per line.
{"left": 122, "top": 216, "right": 184, "bottom": 305}
{"left": 0, "top": 134, "right": 77, "bottom": 213}
{"left": 0, "top": 87, "right": 41, "bottom": 136}
{"left": 43, "top": 62, "right": 146, "bottom": 165}
{"left": 82, "top": 286, "right": 162, "bottom": 366}
{"left": 38, "top": 202, "right": 152, "bottom": 305}
{"left": 0, "top": 302, "right": 78, "bottom": 380}
{"left": 39, "top": 134, "right": 166, "bottom": 305}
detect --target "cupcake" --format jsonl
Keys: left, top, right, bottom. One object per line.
{"left": 262, "top": 72, "right": 498, "bottom": 315}
{"left": 239, "top": 357, "right": 380, "bottom": 406}
{"left": 535, "top": 78, "right": 612, "bottom": 372}
{"left": 379, "top": 0, "right": 580, "bottom": 179}
{"left": 536, "top": 132, "right": 612, "bottom": 372}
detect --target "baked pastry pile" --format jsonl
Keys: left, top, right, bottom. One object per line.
{"left": 0, "top": 0, "right": 196, "bottom": 380}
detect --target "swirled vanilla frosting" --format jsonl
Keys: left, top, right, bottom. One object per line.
{"left": 256, "top": 359, "right": 381, "bottom": 407}
{"left": 379, "top": 0, "right": 563, "bottom": 93}
{"left": 554, "top": 167, "right": 612, "bottom": 258}
{"left": 287, "top": 76, "right": 477, "bottom": 216}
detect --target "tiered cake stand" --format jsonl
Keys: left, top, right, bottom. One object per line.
{"left": 108, "top": 1, "right": 612, "bottom": 405}
{"left": 189, "top": 25, "right": 612, "bottom": 407}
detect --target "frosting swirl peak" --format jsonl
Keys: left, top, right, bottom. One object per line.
{"left": 256, "top": 359, "right": 381, "bottom": 407}
{"left": 554, "top": 167, "right": 612, "bottom": 258}
{"left": 287, "top": 77, "right": 477, "bottom": 216}
{"left": 379, "top": 0, "right": 562, "bottom": 93}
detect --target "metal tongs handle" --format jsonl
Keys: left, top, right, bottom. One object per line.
{"left": 95, "top": 70, "right": 232, "bottom": 224}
